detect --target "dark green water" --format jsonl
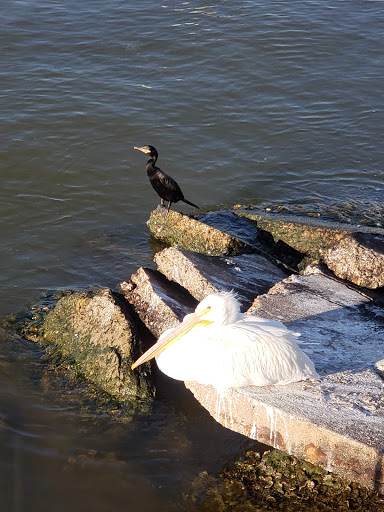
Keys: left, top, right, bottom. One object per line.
{"left": 1, "top": 1, "right": 383, "bottom": 510}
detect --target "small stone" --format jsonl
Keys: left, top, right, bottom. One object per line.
{"left": 260, "top": 476, "right": 273, "bottom": 488}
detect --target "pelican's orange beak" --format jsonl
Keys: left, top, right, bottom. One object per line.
{"left": 131, "top": 308, "right": 212, "bottom": 370}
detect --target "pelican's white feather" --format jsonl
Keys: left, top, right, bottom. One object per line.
{"left": 154, "top": 292, "right": 319, "bottom": 392}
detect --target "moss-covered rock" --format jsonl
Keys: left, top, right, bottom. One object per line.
{"left": 2, "top": 288, "right": 155, "bottom": 404}
{"left": 184, "top": 450, "right": 384, "bottom": 511}
{"left": 147, "top": 209, "right": 251, "bottom": 256}
{"left": 235, "top": 211, "right": 347, "bottom": 261}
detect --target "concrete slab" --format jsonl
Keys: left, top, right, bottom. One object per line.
{"left": 184, "top": 269, "right": 384, "bottom": 492}
{"left": 154, "top": 247, "right": 287, "bottom": 308}
{"left": 119, "top": 267, "right": 197, "bottom": 337}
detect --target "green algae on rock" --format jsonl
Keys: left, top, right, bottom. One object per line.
{"left": 2, "top": 288, "right": 155, "bottom": 404}
{"left": 184, "top": 450, "right": 384, "bottom": 512}
{"left": 147, "top": 209, "right": 251, "bottom": 256}
{"left": 235, "top": 210, "right": 348, "bottom": 261}
{"left": 42, "top": 288, "right": 154, "bottom": 403}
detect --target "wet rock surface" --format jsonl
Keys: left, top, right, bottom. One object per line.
{"left": 235, "top": 199, "right": 384, "bottom": 230}
{"left": 184, "top": 449, "right": 384, "bottom": 512}
{"left": 199, "top": 210, "right": 313, "bottom": 272}
{"left": 3, "top": 288, "right": 155, "bottom": 403}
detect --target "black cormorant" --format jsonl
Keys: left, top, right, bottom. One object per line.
{"left": 134, "top": 145, "right": 199, "bottom": 216}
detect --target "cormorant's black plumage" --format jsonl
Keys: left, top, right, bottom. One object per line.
{"left": 134, "top": 145, "right": 199, "bottom": 215}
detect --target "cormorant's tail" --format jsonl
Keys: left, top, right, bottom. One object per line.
{"left": 182, "top": 198, "right": 199, "bottom": 209}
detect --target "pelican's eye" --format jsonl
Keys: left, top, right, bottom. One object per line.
{"left": 198, "top": 306, "right": 211, "bottom": 317}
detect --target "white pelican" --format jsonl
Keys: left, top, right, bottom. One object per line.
{"left": 132, "top": 292, "right": 319, "bottom": 392}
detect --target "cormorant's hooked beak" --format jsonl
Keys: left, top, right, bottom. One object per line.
{"left": 131, "top": 307, "right": 212, "bottom": 370}
{"left": 134, "top": 146, "right": 150, "bottom": 154}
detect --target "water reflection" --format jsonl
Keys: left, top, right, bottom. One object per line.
{"left": 2, "top": 0, "right": 384, "bottom": 508}
{"left": 0, "top": 336, "right": 262, "bottom": 512}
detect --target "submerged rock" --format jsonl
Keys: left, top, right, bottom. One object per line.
{"left": 147, "top": 209, "right": 251, "bottom": 256}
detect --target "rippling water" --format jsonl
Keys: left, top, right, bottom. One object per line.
{"left": 2, "top": 1, "right": 383, "bottom": 510}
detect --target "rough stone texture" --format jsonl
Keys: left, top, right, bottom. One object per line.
{"left": 186, "top": 448, "right": 384, "bottom": 511}
{"left": 199, "top": 210, "right": 309, "bottom": 272}
{"left": 376, "top": 359, "right": 384, "bottom": 381}
{"left": 235, "top": 210, "right": 384, "bottom": 289}
{"left": 147, "top": 209, "right": 251, "bottom": 256}
{"left": 154, "top": 247, "right": 287, "bottom": 308}
{"left": 320, "top": 233, "right": 384, "bottom": 289}
{"left": 119, "top": 267, "right": 197, "bottom": 337}
{"left": 235, "top": 210, "right": 348, "bottom": 259}
{"left": 42, "top": 288, "right": 154, "bottom": 402}
{"left": 184, "top": 269, "right": 384, "bottom": 492}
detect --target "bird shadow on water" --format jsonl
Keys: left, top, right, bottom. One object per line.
{"left": 154, "top": 369, "right": 267, "bottom": 460}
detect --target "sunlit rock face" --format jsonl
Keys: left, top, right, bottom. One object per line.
{"left": 320, "top": 232, "right": 384, "bottom": 289}
{"left": 154, "top": 247, "right": 286, "bottom": 305}
{"left": 147, "top": 209, "right": 251, "bottom": 256}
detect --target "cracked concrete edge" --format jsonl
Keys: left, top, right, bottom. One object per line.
{"left": 185, "top": 381, "right": 384, "bottom": 493}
